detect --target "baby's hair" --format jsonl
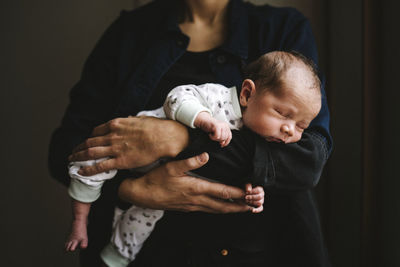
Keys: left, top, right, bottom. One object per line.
{"left": 242, "top": 51, "right": 321, "bottom": 95}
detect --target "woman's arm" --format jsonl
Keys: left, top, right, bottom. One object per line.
{"left": 118, "top": 152, "right": 252, "bottom": 213}
{"left": 68, "top": 116, "right": 189, "bottom": 175}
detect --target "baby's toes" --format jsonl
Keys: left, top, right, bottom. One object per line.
{"left": 65, "top": 241, "right": 70, "bottom": 251}
{"left": 80, "top": 238, "right": 88, "bottom": 249}
{"left": 69, "top": 240, "right": 78, "bottom": 252}
{"left": 65, "top": 240, "right": 75, "bottom": 252}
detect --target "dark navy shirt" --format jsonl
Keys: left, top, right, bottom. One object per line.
{"left": 49, "top": 0, "right": 332, "bottom": 266}
{"left": 144, "top": 49, "right": 218, "bottom": 110}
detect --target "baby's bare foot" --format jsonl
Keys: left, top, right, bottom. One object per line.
{"left": 65, "top": 219, "right": 88, "bottom": 252}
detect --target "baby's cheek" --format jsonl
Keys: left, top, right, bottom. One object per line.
{"left": 294, "top": 132, "right": 303, "bottom": 142}
{"left": 288, "top": 132, "right": 302, "bottom": 143}
{"left": 253, "top": 119, "right": 277, "bottom": 137}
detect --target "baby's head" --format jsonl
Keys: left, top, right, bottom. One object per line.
{"left": 240, "top": 51, "right": 321, "bottom": 143}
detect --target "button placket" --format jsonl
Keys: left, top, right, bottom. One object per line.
{"left": 217, "top": 54, "right": 227, "bottom": 64}
{"left": 220, "top": 249, "right": 229, "bottom": 256}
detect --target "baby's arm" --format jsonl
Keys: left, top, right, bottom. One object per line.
{"left": 163, "top": 84, "right": 232, "bottom": 147}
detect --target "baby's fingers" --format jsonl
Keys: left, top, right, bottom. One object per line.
{"left": 220, "top": 135, "right": 232, "bottom": 147}
{"left": 220, "top": 140, "right": 228, "bottom": 147}
{"left": 209, "top": 128, "right": 222, "bottom": 141}
{"left": 223, "top": 130, "right": 232, "bottom": 147}
{"left": 245, "top": 193, "right": 264, "bottom": 202}
{"left": 252, "top": 205, "right": 264, "bottom": 213}
{"left": 251, "top": 186, "right": 265, "bottom": 195}
{"left": 245, "top": 188, "right": 265, "bottom": 207}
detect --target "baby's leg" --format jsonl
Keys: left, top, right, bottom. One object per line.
{"left": 100, "top": 206, "right": 164, "bottom": 266}
{"left": 65, "top": 200, "right": 90, "bottom": 251}
{"left": 244, "top": 183, "right": 265, "bottom": 213}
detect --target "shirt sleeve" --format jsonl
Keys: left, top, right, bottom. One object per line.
{"left": 163, "top": 84, "right": 212, "bottom": 128}
{"left": 48, "top": 13, "right": 125, "bottom": 186}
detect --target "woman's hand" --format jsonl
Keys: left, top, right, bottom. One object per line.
{"left": 68, "top": 116, "right": 189, "bottom": 176}
{"left": 119, "top": 153, "right": 253, "bottom": 213}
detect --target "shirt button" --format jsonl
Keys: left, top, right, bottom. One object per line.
{"left": 217, "top": 55, "right": 226, "bottom": 64}
{"left": 220, "top": 249, "right": 229, "bottom": 256}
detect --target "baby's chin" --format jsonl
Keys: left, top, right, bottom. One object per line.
{"left": 265, "top": 137, "right": 284, "bottom": 143}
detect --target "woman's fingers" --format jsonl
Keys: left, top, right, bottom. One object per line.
{"left": 90, "top": 120, "right": 116, "bottom": 137}
{"left": 165, "top": 152, "right": 209, "bottom": 176}
{"left": 78, "top": 158, "right": 118, "bottom": 176}
{"left": 245, "top": 183, "right": 252, "bottom": 194}
{"left": 72, "top": 118, "right": 127, "bottom": 153}
{"left": 179, "top": 200, "right": 251, "bottom": 214}
{"left": 72, "top": 136, "right": 112, "bottom": 153}
{"left": 194, "top": 195, "right": 252, "bottom": 213}
{"left": 196, "top": 179, "right": 247, "bottom": 200}
{"left": 69, "top": 146, "right": 113, "bottom": 162}
{"left": 91, "top": 117, "right": 132, "bottom": 137}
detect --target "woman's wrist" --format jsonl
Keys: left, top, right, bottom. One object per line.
{"left": 155, "top": 118, "right": 189, "bottom": 158}
{"left": 118, "top": 176, "right": 143, "bottom": 205}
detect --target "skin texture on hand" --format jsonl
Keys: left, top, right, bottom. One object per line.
{"left": 118, "top": 153, "right": 254, "bottom": 213}
{"left": 68, "top": 117, "right": 189, "bottom": 176}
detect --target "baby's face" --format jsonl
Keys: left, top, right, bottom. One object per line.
{"left": 242, "top": 91, "right": 317, "bottom": 143}
{"left": 240, "top": 68, "right": 321, "bottom": 143}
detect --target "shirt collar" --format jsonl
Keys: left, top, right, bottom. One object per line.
{"left": 163, "top": 0, "right": 249, "bottom": 60}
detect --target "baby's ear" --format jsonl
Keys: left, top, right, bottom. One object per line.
{"left": 240, "top": 79, "right": 256, "bottom": 106}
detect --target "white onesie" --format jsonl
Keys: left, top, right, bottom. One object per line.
{"left": 69, "top": 83, "right": 243, "bottom": 267}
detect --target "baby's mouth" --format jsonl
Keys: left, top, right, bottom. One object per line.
{"left": 267, "top": 137, "right": 283, "bottom": 143}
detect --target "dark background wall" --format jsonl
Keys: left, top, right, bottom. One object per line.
{"left": 0, "top": 1, "right": 133, "bottom": 266}
{"left": 0, "top": 0, "right": 398, "bottom": 266}
{"left": 380, "top": 0, "right": 400, "bottom": 265}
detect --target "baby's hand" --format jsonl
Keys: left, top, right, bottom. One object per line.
{"left": 208, "top": 120, "right": 232, "bottom": 147}
{"left": 244, "top": 183, "right": 265, "bottom": 213}
{"left": 195, "top": 112, "right": 232, "bottom": 147}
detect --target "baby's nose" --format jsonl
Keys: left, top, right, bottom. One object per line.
{"left": 281, "top": 124, "right": 294, "bottom": 137}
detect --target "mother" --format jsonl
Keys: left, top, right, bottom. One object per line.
{"left": 49, "top": 0, "right": 332, "bottom": 266}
